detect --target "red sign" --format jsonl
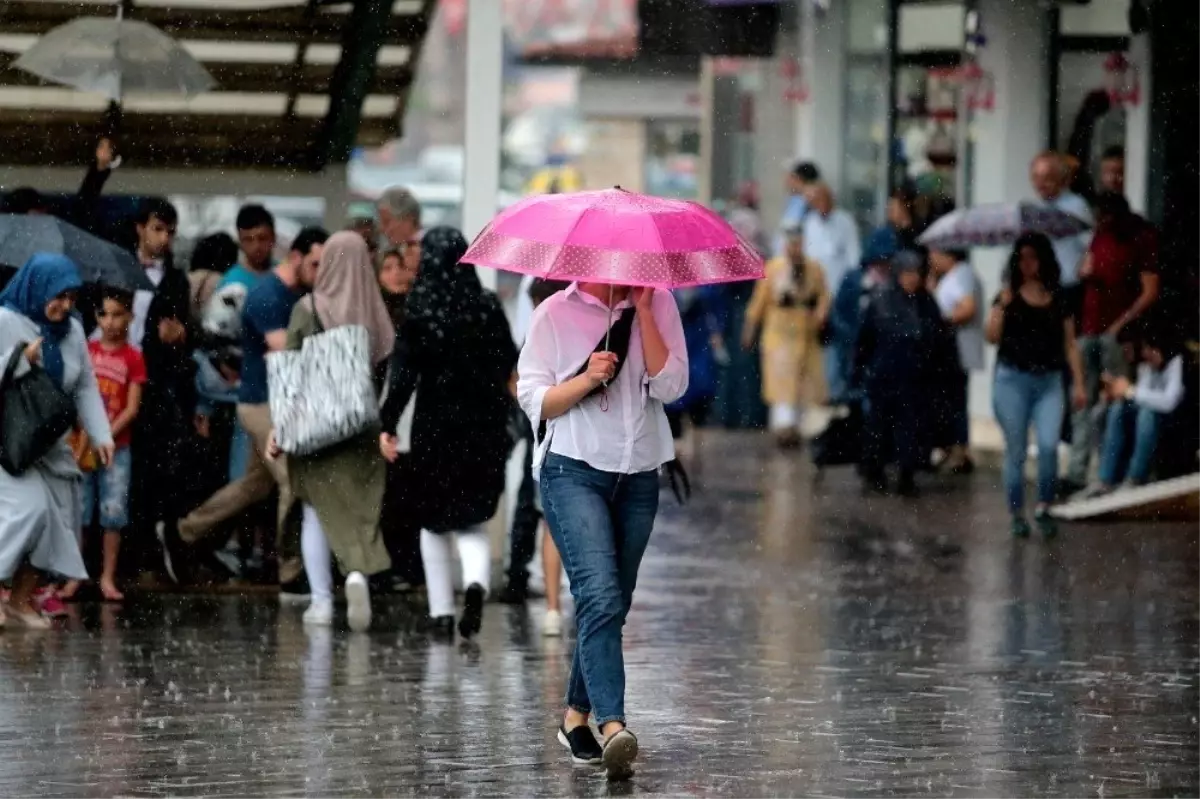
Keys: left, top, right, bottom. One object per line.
{"left": 440, "top": 0, "right": 638, "bottom": 58}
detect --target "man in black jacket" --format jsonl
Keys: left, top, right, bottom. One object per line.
{"left": 124, "top": 198, "right": 198, "bottom": 583}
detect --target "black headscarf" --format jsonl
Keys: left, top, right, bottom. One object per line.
{"left": 404, "top": 226, "right": 497, "bottom": 343}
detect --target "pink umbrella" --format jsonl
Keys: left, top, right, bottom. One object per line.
{"left": 459, "top": 188, "right": 765, "bottom": 289}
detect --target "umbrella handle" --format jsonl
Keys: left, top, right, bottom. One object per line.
{"left": 604, "top": 283, "right": 614, "bottom": 351}
{"left": 601, "top": 283, "right": 614, "bottom": 391}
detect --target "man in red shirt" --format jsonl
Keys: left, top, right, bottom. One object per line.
{"left": 1066, "top": 192, "right": 1160, "bottom": 491}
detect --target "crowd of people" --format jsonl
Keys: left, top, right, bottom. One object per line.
{"left": 723, "top": 148, "right": 1192, "bottom": 535}
{"left": 0, "top": 135, "right": 1194, "bottom": 778}
{"left": 1, "top": 168, "right": 693, "bottom": 776}
{"left": 0, "top": 184, "right": 524, "bottom": 630}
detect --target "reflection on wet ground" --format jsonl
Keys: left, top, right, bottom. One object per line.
{"left": 1, "top": 431, "right": 1197, "bottom": 797}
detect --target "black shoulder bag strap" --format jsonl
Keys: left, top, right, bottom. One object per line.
{"left": 308, "top": 295, "right": 325, "bottom": 334}
{"left": 537, "top": 307, "right": 637, "bottom": 441}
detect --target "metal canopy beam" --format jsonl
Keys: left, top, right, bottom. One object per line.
{"left": 0, "top": 114, "right": 396, "bottom": 169}
{"left": 0, "top": 55, "right": 413, "bottom": 97}
{"left": 0, "top": 1, "right": 427, "bottom": 45}
{"left": 315, "top": 0, "right": 431, "bottom": 168}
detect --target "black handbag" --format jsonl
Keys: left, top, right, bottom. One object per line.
{"left": 0, "top": 343, "right": 77, "bottom": 476}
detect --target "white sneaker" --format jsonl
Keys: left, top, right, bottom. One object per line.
{"left": 303, "top": 599, "right": 334, "bottom": 626}
{"left": 542, "top": 609, "right": 563, "bottom": 637}
{"left": 345, "top": 572, "right": 372, "bottom": 633}
{"left": 1072, "top": 482, "right": 1114, "bottom": 502}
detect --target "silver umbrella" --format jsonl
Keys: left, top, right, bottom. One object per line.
{"left": 11, "top": 7, "right": 215, "bottom": 102}
{"left": 0, "top": 214, "right": 153, "bottom": 292}
{"left": 917, "top": 201, "right": 1093, "bottom": 252}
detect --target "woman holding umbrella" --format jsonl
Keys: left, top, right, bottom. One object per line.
{"left": 518, "top": 280, "right": 688, "bottom": 779}
{"left": 470, "top": 188, "right": 762, "bottom": 780}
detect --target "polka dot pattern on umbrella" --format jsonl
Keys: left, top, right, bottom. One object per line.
{"left": 459, "top": 188, "right": 766, "bottom": 289}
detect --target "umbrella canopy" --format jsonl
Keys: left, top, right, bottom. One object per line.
{"left": 12, "top": 16, "right": 215, "bottom": 102}
{"left": 460, "top": 188, "right": 765, "bottom": 289}
{"left": 0, "top": 215, "right": 151, "bottom": 291}
{"left": 917, "top": 201, "right": 1092, "bottom": 252}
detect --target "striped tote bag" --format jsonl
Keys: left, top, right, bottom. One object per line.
{"left": 266, "top": 324, "right": 380, "bottom": 456}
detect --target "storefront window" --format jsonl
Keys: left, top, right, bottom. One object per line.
{"left": 894, "top": 64, "right": 960, "bottom": 204}
{"left": 891, "top": 0, "right": 965, "bottom": 218}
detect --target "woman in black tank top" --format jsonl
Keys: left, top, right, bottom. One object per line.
{"left": 986, "top": 233, "right": 1086, "bottom": 539}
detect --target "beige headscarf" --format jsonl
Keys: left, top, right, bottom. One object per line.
{"left": 312, "top": 230, "right": 395, "bottom": 364}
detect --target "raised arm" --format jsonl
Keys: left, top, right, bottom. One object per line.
{"left": 637, "top": 287, "right": 688, "bottom": 404}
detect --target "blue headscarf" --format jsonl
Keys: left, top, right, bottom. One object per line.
{"left": 0, "top": 253, "right": 82, "bottom": 387}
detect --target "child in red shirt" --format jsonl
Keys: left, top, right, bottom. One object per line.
{"left": 71, "top": 287, "right": 146, "bottom": 601}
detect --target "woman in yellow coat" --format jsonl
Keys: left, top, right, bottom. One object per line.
{"left": 741, "top": 229, "right": 831, "bottom": 447}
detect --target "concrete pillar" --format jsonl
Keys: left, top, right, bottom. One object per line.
{"left": 1123, "top": 33, "right": 1151, "bottom": 215}
{"left": 967, "top": 0, "right": 1052, "bottom": 421}
{"left": 753, "top": 39, "right": 799, "bottom": 245}
{"left": 697, "top": 58, "right": 717, "bottom": 206}
{"left": 970, "top": 0, "right": 1051, "bottom": 207}
{"left": 698, "top": 58, "right": 743, "bottom": 206}
{"left": 794, "top": 0, "right": 848, "bottom": 196}
{"left": 461, "top": 0, "right": 504, "bottom": 291}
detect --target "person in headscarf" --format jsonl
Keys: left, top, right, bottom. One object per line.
{"left": 379, "top": 227, "right": 517, "bottom": 641}
{"left": 376, "top": 246, "right": 419, "bottom": 329}
{"left": 854, "top": 250, "right": 957, "bottom": 497}
{"left": 280, "top": 231, "right": 394, "bottom": 632}
{"left": 0, "top": 253, "right": 113, "bottom": 628}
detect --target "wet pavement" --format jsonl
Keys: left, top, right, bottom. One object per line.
{"left": 1, "top": 430, "right": 1197, "bottom": 797}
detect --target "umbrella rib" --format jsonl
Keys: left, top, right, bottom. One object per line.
{"left": 544, "top": 204, "right": 595, "bottom": 283}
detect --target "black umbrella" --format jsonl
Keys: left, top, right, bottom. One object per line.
{"left": 0, "top": 213, "right": 150, "bottom": 291}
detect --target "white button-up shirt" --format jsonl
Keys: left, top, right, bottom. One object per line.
{"left": 517, "top": 283, "right": 688, "bottom": 475}
{"left": 803, "top": 208, "right": 862, "bottom": 293}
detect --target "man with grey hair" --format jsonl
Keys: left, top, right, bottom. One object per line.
{"left": 376, "top": 186, "right": 423, "bottom": 249}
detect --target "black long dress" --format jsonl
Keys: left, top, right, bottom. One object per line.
{"left": 380, "top": 228, "right": 517, "bottom": 534}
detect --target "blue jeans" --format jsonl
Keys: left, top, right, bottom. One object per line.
{"left": 1099, "top": 401, "right": 1161, "bottom": 485}
{"left": 540, "top": 453, "right": 659, "bottom": 726}
{"left": 993, "top": 366, "right": 1065, "bottom": 513}
{"left": 80, "top": 446, "right": 133, "bottom": 531}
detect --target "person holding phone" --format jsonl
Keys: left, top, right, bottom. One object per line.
{"left": 518, "top": 278, "right": 688, "bottom": 780}
{"left": 987, "top": 233, "right": 1087, "bottom": 538}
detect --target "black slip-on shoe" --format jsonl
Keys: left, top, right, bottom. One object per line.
{"left": 557, "top": 724, "right": 603, "bottom": 765}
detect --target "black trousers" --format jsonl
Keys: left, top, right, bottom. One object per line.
{"left": 126, "top": 386, "right": 197, "bottom": 577}
{"left": 507, "top": 412, "right": 541, "bottom": 586}
{"left": 862, "top": 383, "right": 923, "bottom": 477}
{"left": 379, "top": 455, "right": 425, "bottom": 586}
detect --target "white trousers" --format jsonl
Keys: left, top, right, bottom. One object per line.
{"left": 769, "top": 403, "right": 801, "bottom": 432}
{"left": 420, "top": 526, "right": 491, "bottom": 618}
{"left": 300, "top": 504, "right": 333, "bottom": 604}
